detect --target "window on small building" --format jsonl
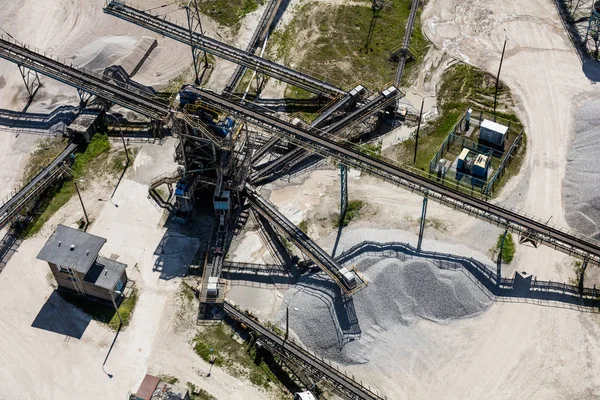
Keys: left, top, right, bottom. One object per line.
{"left": 58, "top": 266, "right": 72, "bottom": 274}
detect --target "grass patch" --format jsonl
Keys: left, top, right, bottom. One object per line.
{"left": 334, "top": 199, "right": 365, "bottom": 228}
{"left": 496, "top": 232, "right": 515, "bottom": 264}
{"left": 23, "top": 137, "right": 68, "bottom": 183}
{"left": 357, "top": 141, "right": 382, "bottom": 159}
{"left": 109, "top": 287, "right": 139, "bottom": 330}
{"left": 298, "top": 220, "right": 308, "bottom": 233}
{"left": 195, "top": 0, "right": 265, "bottom": 28}
{"left": 269, "top": 1, "right": 429, "bottom": 90}
{"left": 22, "top": 133, "right": 111, "bottom": 237}
{"left": 158, "top": 374, "right": 179, "bottom": 385}
{"left": 187, "top": 382, "right": 217, "bottom": 400}
{"left": 192, "top": 322, "right": 280, "bottom": 392}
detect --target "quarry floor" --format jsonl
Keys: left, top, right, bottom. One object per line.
{"left": 1, "top": 0, "right": 600, "bottom": 399}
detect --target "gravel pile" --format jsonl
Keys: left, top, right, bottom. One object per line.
{"left": 283, "top": 257, "right": 492, "bottom": 364}
{"left": 564, "top": 99, "right": 600, "bottom": 237}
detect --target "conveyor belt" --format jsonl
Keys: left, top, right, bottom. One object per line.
{"left": 0, "top": 36, "right": 169, "bottom": 120}
{"left": 223, "top": 301, "right": 385, "bottom": 400}
{"left": 5, "top": 36, "right": 599, "bottom": 265}
{"left": 224, "top": 0, "right": 283, "bottom": 95}
{"left": 250, "top": 89, "right": 363, "bottom": 166}
{"left": 246, "top": 184, "right": 359, "bottom": 293}
{"left": 0, "top": 143, "right": 78, "bottom": 230}
{"left": 104, "top": 1, "right": 346, "bottom": 98}
{"left": 180, "top": 86, "right": 600, "bottom": 264}
{"left": 251, "top": 86, "right": 400, "bottom": 181}
{"left": 395, "top": 0, "right": 419, "bottom": 85}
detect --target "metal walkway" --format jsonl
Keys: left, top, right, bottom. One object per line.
{"left": 251, "top": 86, "right": 401, "bottom": 182}
{"left": 224, "top": 0, "right": 283, "bottom": 95}
{"left": 245, "top": 184, "right": 362, "bottom": 294}
{"left": 0, "top": 36, "right": 169, "bottom": 120}
{"left": 103, "top": 1, "right": 346, "bottom": 98}
{"left": 223, "top": 301, "right": 385, "bottom": 400}
{"left": 0, "top": 143, "right": 77, "bottom": 230}
{"left": 0, "top": 105, "right": 80, "bottom": 135}
{"left": 179, "top": 86, "right": 600, "bottom": 264}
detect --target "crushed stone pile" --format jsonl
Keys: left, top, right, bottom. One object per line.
{"left": 564, "top": 99, "right": 600, "bottom": 238}
{"left": 283, "top": 257, "right": 492, "bottom": 364}
{"left": 71, "top": 35, "right": 156, "bottom": 76}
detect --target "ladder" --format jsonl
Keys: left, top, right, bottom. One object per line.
{"left": 68, "top": 263, "right": 86, "bottom": 295}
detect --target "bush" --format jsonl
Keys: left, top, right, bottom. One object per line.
{"left": 496, "top": 232, "right": 515, "bottom": 264}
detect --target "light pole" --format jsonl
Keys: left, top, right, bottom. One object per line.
{"left": 73, "top": 179, "right": 89, "bottom": 230}
{"left": 493, "top": 29, "right": 508, "bottom": 120}
{"left": 412, "top": 91, "right": 435, "bottom": 165}
{"left": 276, "top": 293, "right": 298, "bottom": 340}
{"left": 106, "top": 113, "right": 130, "bottom": 165}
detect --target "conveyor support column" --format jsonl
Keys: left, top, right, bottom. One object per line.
{"left": 340, "top": 164, "right": 348, "bottom": 226}
{"left": 417, "top": 195, "right": 428, "bottom": 252}
{"left": 497, "top": 229, "right": 508, "bottom": 286}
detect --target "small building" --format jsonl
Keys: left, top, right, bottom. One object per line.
{"left": 66, "top": 111, "right": 104, "bottom": 145}
{"left": 133, "top": 374, "right": 190, "bottom": 400}
{"left": 36, "top": 224, "right": 127, "bottom": 302}
{"left": 457, "top": 148, "right": 490, "bottom": 179}
{"left": 479, "top": 119, "right": 508, "bottom": 147}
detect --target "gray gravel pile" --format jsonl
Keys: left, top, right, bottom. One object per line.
{"left": 564, "top": 99, "right": 600, "bottom": 237}
{"left": 284, "top": 257, "right": 492, "bottom": 364}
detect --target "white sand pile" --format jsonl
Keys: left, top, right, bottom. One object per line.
{"left": 563, "top": 99, "right": 600, "bottom": 238}
{"left": 283, "top": 257, "right": 492, "bottom": 364}
{"left": 70, "top": 36, "right": 157, "bottom": 76}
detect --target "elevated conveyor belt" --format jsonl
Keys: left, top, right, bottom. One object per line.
{"left": 180, "top": 86, "right": 600, "bottom": 264}
{"left": 394, "top": 0, "right": 419, "bottom": 85}
{"left": 251, "top": 85, "right": 368, "bottom": 166}
{"left": 223, "top": 301, "right": 385, "bottom": 400}
{"left": 251, "top": 86, "right": 400, "bottom": 181}
{"left": 0, "top": 36, "right": 169, "bottom": 120}
{"left": 0, "top": 143, "right": 78, "bottom": 230}
{"left": 245, "top": 184, "right": 361, "bottom": 293}
{"left": 224, "top": 0, "right": 283, "bottom": 95}
{"left": 103, "top": 1, "right": 345, "bottom": 98}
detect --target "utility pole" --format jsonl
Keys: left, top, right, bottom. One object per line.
{"left": 73, "top": 180, "right": 89, "bottom": 230}
{"left": 493, "top": 29, "right": 508, "bottom": 120}
{"left": 412, "top": 91, "right": 434, "bottom": 165}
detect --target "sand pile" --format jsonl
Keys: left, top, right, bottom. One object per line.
{"left": 70, "top": 36, "right": 157, "bottom": 76}
{"left": 564, "top": 99, "right": 600, "bottom": 238}
{"left": 283, "top": 257, "right": 492, "bottom": 364}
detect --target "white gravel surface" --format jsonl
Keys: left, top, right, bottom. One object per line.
{"left": 564, "top": 99, "right": 600, "bottom": 238}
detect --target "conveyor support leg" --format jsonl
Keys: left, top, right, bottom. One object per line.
{"left": 497, "top": 229, "right": 508, "bottom": 286}
{"left": 340, "top": 164, "right": 348, "bottom": 226}
{"left": 417, "top": 195, "right": 428, "bottom": 252}
{"left": 18, "top": 65, "right": 41, "bottom": 102}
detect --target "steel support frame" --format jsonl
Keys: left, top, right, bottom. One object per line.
{"left": 497, "top": 229, "right": 508, "bottom": 286}
{"left": 417, "top": 195, "right": 428, "bottom": 252}
{"left": 186, "top": 0, "right": 209, "bottom": 85}
{"left": 340, "top": 164, "right": 348, "bottom": 225}
{"left": 18, "top": 64, "right": 41, "bottom": 101}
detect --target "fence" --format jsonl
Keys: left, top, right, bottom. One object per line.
{"left": 429, "top": 107, "right": 525, "bottom": 196}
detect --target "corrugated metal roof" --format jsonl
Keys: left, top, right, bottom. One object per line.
{"left": 480, "top": 119, "right": 508, "bottom": 134}
{"left": 136, "top": 374, "right": 160, "bottom": 400}
{"left": 36, "top": 225, "right": 106, "bottom": 274}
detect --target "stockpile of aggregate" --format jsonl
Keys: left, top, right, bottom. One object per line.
{"left": 283, "top": 257, "right": 492, "bottom": 364}
{"left": 564, "top": 99, "right": 600, "bottom": 238}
